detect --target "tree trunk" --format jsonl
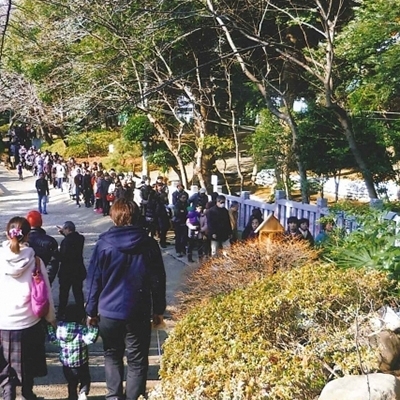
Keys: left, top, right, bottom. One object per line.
{"left": 172, "top": 151, "right": 188, "bottom": 189}
{"left": 333, "top": 106, "right": 377, "bottom": 199}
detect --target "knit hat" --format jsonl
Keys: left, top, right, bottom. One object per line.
{"left": 26, "top": 210, "right": 43, "bottom": 228}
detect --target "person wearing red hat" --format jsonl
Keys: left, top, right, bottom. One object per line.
{"left": 26, "top": 210, "right": 60, "bottom": 284}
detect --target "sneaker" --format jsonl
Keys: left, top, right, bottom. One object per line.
{"left": 177, "top": 253, "right": 183, "bottom": 258}
{"left": 43, "top": 211, "right": 48, "bottom": 214}
{"left": 78, "top": 393, "right": 87, "bottom": 400}
{"left": 160, "top": 243, "right": 167, "bottom": 249}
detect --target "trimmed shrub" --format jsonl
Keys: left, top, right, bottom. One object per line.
{"left": 175, "top": 239, "right": 318, "bottom": 318}
{"left": 153, "top": 263, "right": 395, "bottom": 399}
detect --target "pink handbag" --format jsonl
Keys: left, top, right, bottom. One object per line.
{"left": 31, "top": 257, "right": 50, "bottom": 318}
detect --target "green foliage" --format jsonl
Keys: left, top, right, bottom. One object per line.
{"left": 247, "top": 109, "right": 287, "bottom": 168}
{"left": 123, "top": 114, "right": 155, "bottom": 143}
{"left": 296, "top": 104, "right": 354, "bottom": 176}
{"left": 0, "top": 124, "right": 9, "bottom": 136}
{"left": 322, "top": 210, "right": 400, "bottom": 279}
{"left": 147, "top": 143, "right": 194, "bottom": 174}
{"left": 198, "top": 135, "right": 234, "bottom": 157}
{"left": 336, "top": 0, "right": 400, "bottom": 112}
{"left": 42, "top": 130, "right": 119, "bottom": 158}
{"left": 154, "top": 263, "right": 395, "bottom": 399}
{"left": 102, "top": 138, "right": 141, "bottom": 171}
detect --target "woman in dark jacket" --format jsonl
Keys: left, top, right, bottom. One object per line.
{"left": 86, "top": 198, "right": 166, "bottom": 400}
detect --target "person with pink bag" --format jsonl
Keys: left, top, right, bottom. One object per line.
{"left": 0, "top": 217, "right": 56, "bottom": 400}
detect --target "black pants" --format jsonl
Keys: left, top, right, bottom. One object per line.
{"left": 99, "top": 316, "right": 151, "bottom": 400}
{"left": 187, "top": 237, "right": 204, "bottom": 259}
{"left": 174, "top": 224, "right": 187, "bottom": 254}
{"left": 58, "top": 278, "right": 85, "bottom": 317}
{"left": 63, "top": 363, "right": 91, "bottom": 400}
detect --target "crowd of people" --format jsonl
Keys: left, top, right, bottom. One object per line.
{"left": 0, "top": 139, "right": 339, "bottom": 400}
{"left": 19, "top": 144, "right": 331, "bottom": 263}
{"left": 0, "top": 198, "right": 166, "bottom": 400}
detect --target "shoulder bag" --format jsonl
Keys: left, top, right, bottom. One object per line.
{"left": 31, "top": 257, "right": 50, "bottom": 318}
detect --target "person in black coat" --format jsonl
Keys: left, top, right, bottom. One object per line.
{"left": 57, "top": 221, "right": 86, "bottom": 319}
{"left": 100, "top": 173, "right": 112, "bottom": 216}
{"left": 173, "top": 193, "right": 189, "bottom": 257}
{"left": 298, "top": 218, "right": 315, "bottom": 246}
{"left": 82, "top": 169, "right": 93, "bottom": 208}
{"left": 206, "top": 195, "right": 232, "bottom": 257}
{"left": 26, "top": 210, "right": 60, "bottom": 284}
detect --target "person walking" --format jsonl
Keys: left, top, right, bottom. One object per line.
{"left": 0, "top": 216, "right": 56, "bottom": 400}
{"left": 173, "top": 193, "right": 189, "bottom": 257}
{"left": 74, "top": 169, "right": 83, "bottom": 208}
{"left": 206, "top": 195, "right": 232, "bottom": 257}
{"left": 35, "top": 171, "right": 49, "bottom": 215}
{"left": 55, "top": 161, "right": 66, "bottom": 191}
{"left": 26, "top": 210, "right": 60, "bottom": 284}
{"left": 86, "top": 198, "right": 166, "bottom": 400}
{"left": 57, "top": 221, "right": 86, "bottom": 319}
{"left": 48, "top": 304, "right": 99, "bottom": 400}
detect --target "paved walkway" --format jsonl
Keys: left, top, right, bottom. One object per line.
{"left": 0, "top": 166, "right": 191, "bottom": 399}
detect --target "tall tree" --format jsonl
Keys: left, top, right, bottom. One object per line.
{"left": 204, "top": 0, "right": 379, "bottom": 199}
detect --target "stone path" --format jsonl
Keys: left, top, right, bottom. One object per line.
{"left": 0, "top": 166, "right": 191, "bottom": 399}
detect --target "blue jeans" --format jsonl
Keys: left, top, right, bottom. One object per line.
{"left": 99, "top": 316, "right": 151, "bottom": 400}
{"left": 38, "top": 195, "right": 47, "bottom": 214}
{"left": 57, "top": 178, "right": 63, "bottom": 191}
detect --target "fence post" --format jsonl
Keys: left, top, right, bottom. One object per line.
{"left": 316, "top": 198, "right": 328, "bottom": 208}
{"left": 239, "top": 191, "right": 251, "bottom": 229}
{"left": 274, "top": 190, "right": 285, "bottom": 220}
{"left": 315, "top": 198, "right": 329, "bottom": 236}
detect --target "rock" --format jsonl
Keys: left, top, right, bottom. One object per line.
{"left": 318, "top": 373, "right": 400, "bottom": 400}
{"left": 369, "top": 330, "right": 400, "bottom": 372}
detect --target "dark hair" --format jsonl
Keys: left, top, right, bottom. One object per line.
{"left": 110, "top": 198, "right": 140, "bottom": 226}
{"left": 63, "top": 221, "right": 76, "bottom": 232}
{"left": 6, "top": 217, "right": 31, "bottom": 254}
{"left": 251, "top": 208, "right": 262, "bottom": 220}
{"left": 216, "top": 195, "right": 226, "bottom": 203}
{"left": 63, "top": 304, "right": 85, "bottom": 323}
{"left": 211, "top": 192, "right": 219, "bottom": 201}
{"left": 299, "top": 218, "right": 309, "bottom": 226}
{"left": 287, "top": 216, "right": 298, "bottom": 224}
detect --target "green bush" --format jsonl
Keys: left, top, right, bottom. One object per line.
{"left": 151, "top": 263, "right": 395, "bottom": 400}
{"left": 0, "top": 124, "right": 9, "bottom": 137}
{"left": 102, "top": 138, "right": 142, "bottom": 171}
{"left": 41, "top": 130, "right": 120, "bottom": 158}
{"left": 321, "top": 210, "right": 400, "bottom": 279}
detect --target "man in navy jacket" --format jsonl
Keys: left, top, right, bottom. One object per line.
{"left": 86, "top": 198, "right": 166, "bottom": 400}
